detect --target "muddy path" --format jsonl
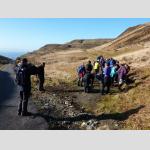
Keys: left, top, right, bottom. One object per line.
{"left": 32, "top": 80, "right": 126, "bottom": 130}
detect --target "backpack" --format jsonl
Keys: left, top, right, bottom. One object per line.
{"left": 16, "top": 66, "right": 29, "bottom": 86}
{"left": 77, "top": 65, "right": 84, "bottom": 74}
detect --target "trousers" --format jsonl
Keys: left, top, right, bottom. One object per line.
{"left": 18, "top": 90, "right": 30, "bottom": 114}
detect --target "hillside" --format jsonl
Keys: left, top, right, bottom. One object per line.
{"left": 25, "top": 22, "right": 150, "bottom": 82}
{"left": 23, "top": 22, "right": 150, "bottom": 85}
{"left": 92, "top": 22, "right": 150, "bottom": 51}
{"left": 66, "top": 39, "right": 113, "bottom": 49}
{"left": 24, "top": 22, "right": 150, "bottom": 129}
{"left": 26, "top": 38, "right": 112, "bottom": 57}
{"left": 0, "top": 55, "right": 12, "bottom": 66}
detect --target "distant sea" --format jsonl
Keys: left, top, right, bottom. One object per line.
{"left": 0, "top": 51, "right": 28, "bottom": 60}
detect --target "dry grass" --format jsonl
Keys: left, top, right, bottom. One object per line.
{"left": 27, "top": 43, "right": 145, "bottom": 87}
{"left": 115, "top": 47, "right": 150, "bottom": 68}
{"left": 26, "top": 25, "right": 150, "bottom": 129}
{"left": 28, "top": 51, "right": 150, "bottom": 129}
{"left": 23, "top": 24, "right": 150, "bottom": 130}
{"left": 78, "top": 66, "right": 150, "bottom": 129}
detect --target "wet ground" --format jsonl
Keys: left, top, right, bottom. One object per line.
{"left": 32, "top": 81, "right": 123, "bottom": 130}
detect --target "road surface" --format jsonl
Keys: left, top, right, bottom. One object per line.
{"left": 0, "top": 64, "right": 48, "bottom": 130}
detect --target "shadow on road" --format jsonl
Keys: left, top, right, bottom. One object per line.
{"left": 0, "top": 70, "right": 16, "bottom": 104}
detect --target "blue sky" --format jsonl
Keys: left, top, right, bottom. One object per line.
{"left": 0, "top": 18, "right": 150, "bottom": 52}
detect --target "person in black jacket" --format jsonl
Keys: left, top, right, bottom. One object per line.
{"left": 16, "top": 58, "right": 32, "bottom": 116}
{"left": 16, "top": 58, "right": 38, "bottom": 116}
{"left": 85, "top": 60, "right": 93, "bottom": 73}
{"left": 37, "top": 62, "right": 45, "bottom": 91}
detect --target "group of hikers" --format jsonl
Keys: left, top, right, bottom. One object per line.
{"left": 14, "top": 58, "right": 45, "bottom": 116}
{"left": 77, "top": 55, "right": 130, "bottom": 94}
{"left": 14, "top": 55, "right": 130, "bottom": 117}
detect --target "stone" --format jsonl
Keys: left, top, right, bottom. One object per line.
{"left": 68, "top": 111, "right": 74, "bottom": 117}
{"left": 64, "top": 101, "right": 69, "bottom": 105}
{"left": 86, "top": 125, "right": 95, "bottom": 130}
{"left": 53, "top": 94, "right": 56, "bottom": 97}
{"left": 43, "top": 103, "right": 49, "bottom": 109}
{"left": 96, "top": 124, "right": 110, "bottom": 130}
{"left": 87, "top": 119, "right": 97, "bottom": 125}
{"left": 62, "top": 121, "right": 71, "bottom": 125}
{"left": 81, "top": 122, "right": 87, "bottom": 128}
{"left": 45, "top": 103, "right": 49, "bottom": 106}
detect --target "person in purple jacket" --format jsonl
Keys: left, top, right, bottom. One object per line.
{"left": 117, "top": 64, "right": 127, "bottom": 90}
{"left": 101, "top": 62, "right": 112, "bottom": 95}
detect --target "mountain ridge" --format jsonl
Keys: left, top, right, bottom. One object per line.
{"left": 0, "top": 55, "right": 12, "bottom": 65}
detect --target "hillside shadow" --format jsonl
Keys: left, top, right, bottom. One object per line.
{"left": 31, "top": 105, "right": 144, "bottom": 124}
{"left": 89, "top": 88, "right": 101, "bottom": 94}
{"left": 141, "top": 75, "right": 150, "bottom": 80}
{"left": 66, "top": 89, "right": 84, "bottom": 93}
{"left": 55, "top": 105, "right": 144, "bottom": 122}
{"left": 0, "top": 70, "right": 16, "bottom": 104}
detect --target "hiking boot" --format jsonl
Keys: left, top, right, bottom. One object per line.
{"left": 18, "top": 112, "right": 21, "bottom": 116}
{"left": 77, "top": 82, "right": 80, "bottom": 86}
{"left": 106, "top": 91, "right": 109, "bottom": 94}
{"left": 21, "top": 112, "right": 32, "bottom": 116}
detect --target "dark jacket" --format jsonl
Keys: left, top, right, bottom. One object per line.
{"left": 37, "top": 65, "right": 45, "bottom": 80}
{"left": 85, "top": 63, "right": 93, "bottom": 72}
{"left": 16, "top": 63, "right": 36, "bottom": 93}
{"left": 83, "top": 72, "right": 93, "bottom": 86}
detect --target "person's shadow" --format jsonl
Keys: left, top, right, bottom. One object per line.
{"left": 31, "top": 105, "right": 144, "bottom": 123}
{"left": 0, "top": 70, "right": 16, "bottom": 104}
